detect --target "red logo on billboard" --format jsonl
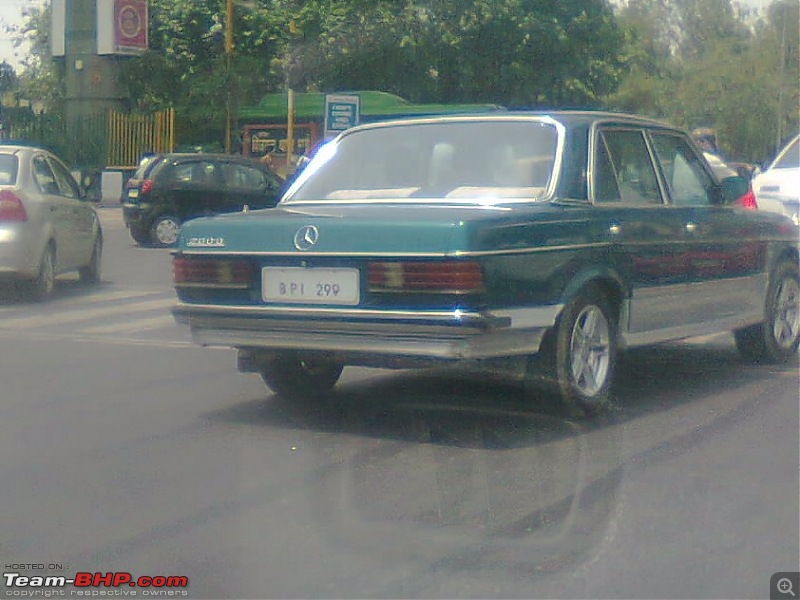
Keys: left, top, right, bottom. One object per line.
{"left": 114, "top": 0, "right": 148, "bottom": 53}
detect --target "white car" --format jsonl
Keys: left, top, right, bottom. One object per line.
{"left": 0, "top": 145, "right": 103, "bottom": 300}
{"left": 752, "top": 134, "right": 800, "bottom": 224}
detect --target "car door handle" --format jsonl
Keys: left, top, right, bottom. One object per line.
{"left": 609, "top": 223, "right": 622, "bottom": 235}
{"left": 685, "top": 222, "right": 698, "bottom": 233}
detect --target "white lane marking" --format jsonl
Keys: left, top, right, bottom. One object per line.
{"left": 0, "top": 328, "right": 211, "bottom": 349}
{"left": 1, "top": 298, "right": 175, "bottom": 329}
{"left": 77, "top": 314, "right": 177, "bottom": 334}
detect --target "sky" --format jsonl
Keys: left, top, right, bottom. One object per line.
{"left": 0, "top": 0, "right": 774, "bottom": 73}
{"left": 0, "top": 0, "right": 45, "bottom": 71}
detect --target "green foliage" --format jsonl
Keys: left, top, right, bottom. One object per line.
{"left": 0, "top": 62, "right": 19, "bottom": 93}
{"left": 10, "top": 0, "right": 798, "bottom": 161}
{"left": 110, "top": 0, "right": 629, "bottom": 146}
{"left": 609, "top": 0, "right": 799, "bottom": 161}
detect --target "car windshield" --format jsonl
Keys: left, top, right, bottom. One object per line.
{"left": 772, "top": 135, "right": 800, "bottom": 170}
{"left": 285, "top": 119, "right": 560, "bottom": 203}
{"left": 0, "top": 153, "right": 19, "bottom": 185}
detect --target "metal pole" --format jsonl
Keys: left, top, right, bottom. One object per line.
{"left": 287, "top": 88, "right": 295, "bottom": 175}
{"left": 225, "top": 0, "right": 234, "bottom": 153}
{"left": 776, "top": 7, "right": 787, "bottom": 153}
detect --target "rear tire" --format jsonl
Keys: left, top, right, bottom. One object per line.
{"left": 29, "top": 244, "right": 56, "bottom": 301}
{"left": 259, "top": 353, "right": 344, "bottom": 400}
{"left": 150, "top": 215, "right": 180, "bottom": 247}
{"left": 532, "top": 286, "right": 617, "bottom": 417}
{"left": 735, "top": 261, "right": 800, "bottom": 363}
{"left": 79, "top": 235, "right": 102, "bottom": 284}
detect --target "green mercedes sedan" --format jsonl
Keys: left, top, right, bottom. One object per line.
{"left": 172, "top": 111, "right": 799, "bottom": 416}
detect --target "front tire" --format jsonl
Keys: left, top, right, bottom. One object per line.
{"left": 735, "top": 261, "right": 800, "bottom": 363}
{"left": 551, "top": 286, "right": 618, "bottom": 416}
{"left": 150, "top": 215, "right": 180, "bottom": 247}
{"left": 259, "top": 353, "right": 344, "bottom": 400}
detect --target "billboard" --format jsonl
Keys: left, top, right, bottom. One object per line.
{"left": 324, "top": 94, "right": 360, "bottom": 140}
{"left": 98, "top": 0, "right": 149, "bottom": 55}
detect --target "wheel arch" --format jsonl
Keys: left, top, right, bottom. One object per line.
{"left": 772, "top": 245, "right": 799, "bottom": 271}
{"left": 558, "top": 266, "right": 628, "bottom": 326}
{"left": 33, "top": 235, "right": 57, "bottom": 275}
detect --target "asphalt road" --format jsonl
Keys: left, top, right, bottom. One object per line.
{"left": 0, "top": 208, "right": 797, "bottom": 599}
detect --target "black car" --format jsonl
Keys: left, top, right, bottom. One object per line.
{"left": 122, "top": 153, "right": 284, "bottom": 246}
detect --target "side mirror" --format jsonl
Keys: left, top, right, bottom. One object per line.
{"left": 80, "top": 172, "right": 102, "bottom": 202}
{"left": 718, "top": 175, "right": 750, "bottom": 205}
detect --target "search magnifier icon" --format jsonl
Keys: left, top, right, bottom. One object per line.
{"left": 778, "top": 578, "right": 796, "bottom": 597}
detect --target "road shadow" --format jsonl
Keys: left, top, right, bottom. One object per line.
{"left": 198, "top": 344, "right": 797, "bottom": 584}
{"left": 0, "top": 278, "right": 117, "bottom": 305}
{"left": 204, "top": 341, "right": 797, "bottom": 449}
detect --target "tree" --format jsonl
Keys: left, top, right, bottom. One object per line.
{"left": 300, "top": 0, "right": 626, "bottom": 107}
{"left": 0, "top": 61, "right": 19, "bottom": 94}
{"left": 609, "top": 0, "right": 799, "bottom": 161}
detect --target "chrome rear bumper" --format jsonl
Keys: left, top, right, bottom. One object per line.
{"left": 173, "top": 302, "right": 562, "bottom": 362}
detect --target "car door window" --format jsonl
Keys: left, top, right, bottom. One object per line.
{"left": 221, "top": 163, "right": 274, "bottom": 192}
{"left": 33, "top": 155, "right": 60, "bottom": 195}
{"left": 192, "top": 161, "right": 218, "bottom": 186}
{"left": 650, "top": 133, "right": 714, "bottom": 207}
{"left": 593, "top": 134, "right": 622, "bottom": 203}
{"left": 164, "top": 161, "right": 217, "bottom": 185}
{"left": 48, "top": 158, "right": 80, "bottom": 199}
{"left": 597, "top": 129, "right": 662, "bottom": 205}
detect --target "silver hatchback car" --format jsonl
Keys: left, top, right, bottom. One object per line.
{"left": 0, "top": 145, "right": 103, "bottom": 300}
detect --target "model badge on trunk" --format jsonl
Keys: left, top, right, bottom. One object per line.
{"left": 187, "top": 237, "right": 226, "bottom": 247}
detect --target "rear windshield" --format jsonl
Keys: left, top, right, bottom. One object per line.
{"left": 285, "top": 120, "right": 560, "bottom": 203}
{"left": 0, "top": 154, "right": 19, "bottom": 185}
{"left": 131, "top": 154, "right": 164, "bottom": 179}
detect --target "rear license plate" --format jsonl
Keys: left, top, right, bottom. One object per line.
{"left": 262, "top": 267, "right": 360, "bottom": 305}
{"left": 127, "top": 189, "right": 139, "bottom": 199}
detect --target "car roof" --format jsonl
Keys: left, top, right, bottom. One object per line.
{"left": 0, "top": 144, "right": 48, "bottom": 154}
{"left": 339, "top": 110, "right": 678, "bottom": 141}
{"left": 161, "top": 153, "right": 265, "bottom": 163}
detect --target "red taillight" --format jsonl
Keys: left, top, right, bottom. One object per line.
{"left": 738, "top": 189, "right": 758, "bottom": 210}
{"left": 173, "top": 256, "right": 254, "bottom": 288}
{"left": 0, "top": 190, "right": 27, "bottom": 221}
{"left": 368, "top": 261, "right": 484, "bottom": 293}
{"left": 141, "top": 179, "right": 153, "bottom": 195}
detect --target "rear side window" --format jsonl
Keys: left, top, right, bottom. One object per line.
{"left": 595, "top": 129, "right": 662, "bottom": 205}
{"left": 0, "top": 154, "right": 18, "bottom": 185}
{"left": 220, "top": 163, "right": 278, "bottom": 192}
{"left": 650, "top": 133, "right": 715, "bottom": 207}
{"left": 161, "top": 161, "right": 219, "bottom": 185}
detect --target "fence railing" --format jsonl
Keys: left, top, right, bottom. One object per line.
{"left": 0, "top": 107, "right": 175, "bottom": 171}
{"left": 107, "top": 108, "right": 175, "bottom": 169}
